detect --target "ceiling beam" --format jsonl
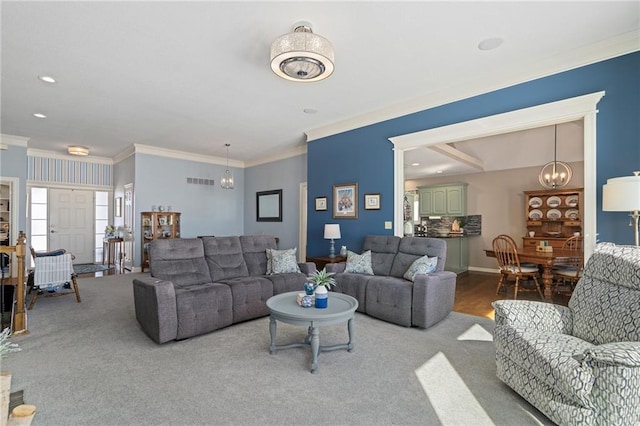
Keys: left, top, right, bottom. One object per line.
{"left": 428, "top": 144, "right": 485, "bottom": 171}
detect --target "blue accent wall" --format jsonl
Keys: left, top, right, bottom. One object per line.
{"left": 308, "top": 128, "right": 395, "bottom": 255}
{"left": 308, "top": 52, "right": 640, "bottom": 252}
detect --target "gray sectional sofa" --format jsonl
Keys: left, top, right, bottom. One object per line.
{"left": 325, "top": 235, "right": 457, "bottom": 328}
{"left": 132, "top": 235, "right": 315, "bottom": 343}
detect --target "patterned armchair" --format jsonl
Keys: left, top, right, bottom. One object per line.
{"left": 493, "top": 243, "right": 640, "bottom": 426}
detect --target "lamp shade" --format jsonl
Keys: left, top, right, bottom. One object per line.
{"left": 603, "top": 174, "right": 640, "bottom": 211}
{"left": 324, "top": 224, "right": 341, "bottom": 239}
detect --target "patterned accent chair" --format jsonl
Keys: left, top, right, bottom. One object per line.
{"left": 493, "top": 243, "right": 640, "bottom": 426}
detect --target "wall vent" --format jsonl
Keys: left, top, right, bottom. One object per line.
{"left": 187, "top": 177, "right": 215, "bottom": 186}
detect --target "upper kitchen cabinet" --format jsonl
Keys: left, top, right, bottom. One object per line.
{"left": 418, "top": 183, "right": 467, "bottom": 216}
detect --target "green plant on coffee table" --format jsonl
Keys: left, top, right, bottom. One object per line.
{"left": 308, "top": 268, "right": 337, "bottom": 288}
{"left": 0, "top": 328, "right": 20, "bottom": 359}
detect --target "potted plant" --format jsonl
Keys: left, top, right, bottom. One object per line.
{"left": 307, "top": 268, "right": 336, "bottom": 309}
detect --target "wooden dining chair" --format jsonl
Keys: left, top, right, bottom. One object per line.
{"left": 492, "top": 235, "right": 544, "bottom": 300}
{"left": 552, "top": 235, "right": 583, "bottom": 295}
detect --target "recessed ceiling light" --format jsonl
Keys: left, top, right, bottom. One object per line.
{"left": 303, "top": 108, "right": 318, "bottom": 114}
{"left": 436, "top": 170, "right": 443, "bottom": 174}
{"left": 38, "top": 75, "right": 56, "bottom": 83}
{"left": 33, "top": 113, "right": 47, "bottom": 119}
{"left": 411, "top": 162, "right": 420, "bottom": 166}
{"left": 478, "top": 37, "right": 503, "bottom": 51}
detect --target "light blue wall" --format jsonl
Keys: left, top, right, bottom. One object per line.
{"left": 244, "top": 154, "right": 307, "bottom": 250}
{"left": 113, "top": 154, "right": 135, "bottom": 231}
{"left": 0, "top": 144, "right": 28, "bottom": 234}
{"left": 308, "top": 52, "right": 640, "bottom": 251}
{"left": 132, "top": 153, "right": 244, "bottom": 267}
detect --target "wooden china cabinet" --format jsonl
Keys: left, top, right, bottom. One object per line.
{"left": 522, "top": 188, "right": 583, "bottom": 249}
{"left": 141, "top": 211, "right": 181, "bottom": 272}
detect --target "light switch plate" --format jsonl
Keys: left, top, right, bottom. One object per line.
{"left": 384, "top": 221, "right": 392, "bottom": 229}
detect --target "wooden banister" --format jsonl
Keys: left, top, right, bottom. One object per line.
{"left": 0, "top": 231, "right": 28, "bottom": 335}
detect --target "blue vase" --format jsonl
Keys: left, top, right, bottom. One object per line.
{"left": 304, "top": 282, "right": 317, "bottom": 295}
{"left": 315, "top": 286, "right": 328, "bottom": 309}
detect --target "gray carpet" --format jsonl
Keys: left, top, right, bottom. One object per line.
{"left": 4, "top": 273, "right": 553, "bottom": 426}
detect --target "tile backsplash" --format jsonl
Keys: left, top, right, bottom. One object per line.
{"left": 420, "top": 214, "right": 482, "bottom": 237}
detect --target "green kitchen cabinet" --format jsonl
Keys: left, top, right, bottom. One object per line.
{"left": 418, "top": 183, "right": 467, "bottom": 216}
{"left": 445, "top": 237, "right": 469, "bottom": 274}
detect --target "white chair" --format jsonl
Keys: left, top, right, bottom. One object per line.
{"left": 29, "top": 250, "right": 81, "bottom": 309}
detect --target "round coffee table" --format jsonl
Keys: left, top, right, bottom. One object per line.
{"left": 266, "top": 291, "right": 358, "bottom": 373}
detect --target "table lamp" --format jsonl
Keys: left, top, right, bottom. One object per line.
{"left": 603, "top": 171, "right": 640, "bottom": 246}
{"left": 324, "top": 224, "right": 341, "bottom": 258}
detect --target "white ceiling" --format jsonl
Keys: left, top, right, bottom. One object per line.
{"left": 1, "top": 2, "right": 638, "bottom": 174}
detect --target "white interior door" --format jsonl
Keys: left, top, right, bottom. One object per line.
{"left": 123, "top": 183, "right": 134, "bottom": 271}
{"left": 49, "top": 188, "right": 94, "bottom": 264}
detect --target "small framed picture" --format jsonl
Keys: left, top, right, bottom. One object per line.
{"left": 158, "top": 217, "right": 167, "bottom": 226}
{"left": 315, "top": 196, "right": 328, "bottom": 211}
{"left": 364, "top": 193, "right": 381, "bottom": 210}
{"left": 333, "top": 183, "right": 358, "bottom": 219}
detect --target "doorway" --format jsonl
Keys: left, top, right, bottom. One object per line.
{"left": 391, "top": 91, "right": 605, "bottom": 261}
{"left": 49, "top": 188, "right": 94, "bottom": 264}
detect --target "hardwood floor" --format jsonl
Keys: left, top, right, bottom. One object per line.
{"left": 454, "top": 271, "right": 570, "bottom": 319}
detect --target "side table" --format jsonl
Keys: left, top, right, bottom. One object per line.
{"left": 306, "top": 255, "right": 346, "bottom": 271}
{"left": 102, "top": 237, "right": 123, "bottom": 269}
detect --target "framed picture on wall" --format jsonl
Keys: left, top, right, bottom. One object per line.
{"left": 256, "top": 189, "right": 283, "bottom": 222}
{"left": 315, "top": 196, "right": 328, "bottom": 211}
{"left": 333, "top": 183, "right": 358, "bottom": 219}
{"left": 364, "top": 193, "right": 381, "bottom": 210}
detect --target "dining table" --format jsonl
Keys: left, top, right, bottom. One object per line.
{"left": 484, "top": 247, "right": 583, "bottom": 301}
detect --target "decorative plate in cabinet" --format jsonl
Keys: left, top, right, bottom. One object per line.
{"left": 565, "top": 209, "right": 579, "bottom": 220}
{"left": 529, "top": 209, "right": 543, "bottom": 220}
{"left": 565, "top": 195, "right": 579, "bottom": 207}
{"left": 529, "top": 197, "right": 543, "bottom": 208}
{"left": 547, "top": 196, "right": 562, "bottom": 208}
{"left": 547, "top": 209, "right": 562, "bottom": 220}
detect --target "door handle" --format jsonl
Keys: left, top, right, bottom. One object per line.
{"left": 50, "top": 230, "right": 56, "bottom": 233}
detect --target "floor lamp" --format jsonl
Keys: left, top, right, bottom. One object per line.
{"left": 603, "top": 171, "right": 640, "bottom": 246}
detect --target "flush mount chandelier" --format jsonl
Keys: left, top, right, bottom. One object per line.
{"left": 539, "top": 125, "right": 572, "bottom": 189}
{"left": 270, "top": 22, "right": 335, "bottom": 82}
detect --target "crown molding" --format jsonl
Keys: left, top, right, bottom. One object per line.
{"left": 133, "top": 144, "right": 244, "bottom": 168}
{"left": 243, "top": 145, "right": 307, "bottom": 168}
{"left": 1, "top": 134, "right": 30, "bottom": 147}
{"left": 306, "top": 30, "right": 639, "bottom": 143}
{"left": 112, "top": 145, "right": 136, "bottom": 164}
{"left": 27, "top": 148, "right": 113, "bottom": 164}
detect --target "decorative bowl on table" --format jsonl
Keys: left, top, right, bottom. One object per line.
{"left": 436, "top": 230, "right": 451, "bottom": 237}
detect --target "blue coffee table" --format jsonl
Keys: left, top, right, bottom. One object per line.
{"left": 266, "top": 291, "right": 358, "bottom": 373}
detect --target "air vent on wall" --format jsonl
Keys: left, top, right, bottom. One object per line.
{"left": 187, "top": 177, "right": 215, "bottom": 186}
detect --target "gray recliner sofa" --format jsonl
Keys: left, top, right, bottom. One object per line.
{"left": 325, "top": 235, "right": 457, "bottom": 328}
{"left": 132, "top": 235, "right": 315, "bottom": 343}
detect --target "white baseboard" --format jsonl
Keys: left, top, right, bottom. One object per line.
{"left": 468, "top": 266, "right": 499, "bottom": 274}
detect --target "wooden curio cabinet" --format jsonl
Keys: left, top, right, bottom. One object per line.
{"left": 522, "top": 188, "right": 583, "bottom": 249}
{"left": 141, "top": 211, "right": 180, "bottom": 272}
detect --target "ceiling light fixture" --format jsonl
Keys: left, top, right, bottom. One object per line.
{"left": 270, "top": 22, "right": 335, "bottom": 82}
{"left": 538, "top": 125, "right": 572, "bottom": 189}
{"left": 68, "top": 146, "right": 89, "bottom": 156}
{"left": 38, "top": 75, "right": 56, "bottom": 83}
{"left": 33, "top": 113, "right": 47, "bottom": 119}
{"left": 221, "top": 143, "right": 234, "bottom": 190}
